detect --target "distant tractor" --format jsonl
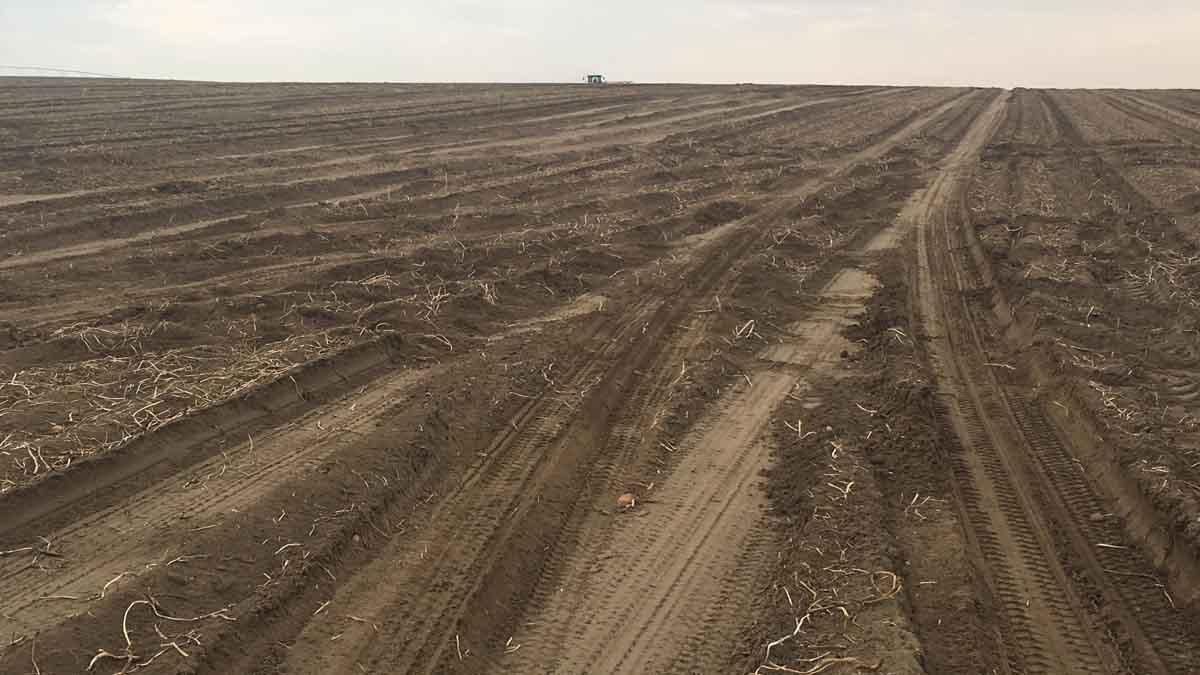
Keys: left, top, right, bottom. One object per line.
{"left": 586, "top": 74, "right": 606, "bottom": 85}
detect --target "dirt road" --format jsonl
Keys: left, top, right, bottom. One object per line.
{"left": 2, "top": 80, "right": 1199, "bottom": 674}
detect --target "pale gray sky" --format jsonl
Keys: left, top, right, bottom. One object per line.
{"left": 1, "top": 1, "right": 1196, "bottom": 87}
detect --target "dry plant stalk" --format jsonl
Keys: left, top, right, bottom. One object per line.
{"left": 1, "top": 327, "right": 357, "bottom": 494}
{"left": 87, "top": 597, "right": 235, "bottom": 672}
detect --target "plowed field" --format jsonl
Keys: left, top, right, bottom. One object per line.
{"left": 2, "top": 79, "right": 1199, "bottom": 674}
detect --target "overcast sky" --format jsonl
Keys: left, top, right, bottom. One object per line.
{"left": 1, "top": 1, "right": 1197, "bottom": 87}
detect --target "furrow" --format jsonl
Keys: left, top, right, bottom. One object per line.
{"left": 0, "top": 364, "right": 432, "bottom": 637}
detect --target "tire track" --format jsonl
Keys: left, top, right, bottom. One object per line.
{"left": 0, "top": 85, "right": 972, "bottom": 673}
{"left": 0, "top": 94, "right": 682, "bottom": 212}
{"left": 1005, "top": 396, "right": 1200, "bottom": 670}
{"left": 491, "top": 95, "right": 994, "bottom": 674}
{"left": 546, "top": 371, "right": 794, "bottom": 675}
{"left": 914, "top": 91, "right": 1116, "bottom": 674}
{"left": 292, "top": 209, "right": 784, "bottom": 672}
{"left": 504, "top": 307, "right": 717, "bottom": 658}
{"left": 220, "top": 91, "right": 978, "bottom": 675}
{"left": 1096, "top": 92, "right": 1200, "bottom": 146}
{"left": 1010, "top": 92, "right": 1200, "bottom": 670}
{"left": 0, "top": 92, "right": 651, "bottom": 154}
{"left": 268, "top": 291, "right": 666, "bottom": 674}
{"left": 917, "top": 91, "right": 1200, "bottom": 674}
{"left": 0, "top": 87, "right": 844, "bottom": 199}
{"left": 0, "top": 152, "right": 632, "bottom": 270}
{"left": 0, "top": 91, "right": 884, "bottom": 270}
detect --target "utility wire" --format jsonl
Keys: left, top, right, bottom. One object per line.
{"left": 0, "top": 64, "right": 120, "bottom": 78}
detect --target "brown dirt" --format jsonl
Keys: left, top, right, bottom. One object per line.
{"left": 2, "top": 78, "right": 1200, "bottom": 675}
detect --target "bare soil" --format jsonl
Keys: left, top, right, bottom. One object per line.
{"left": 2, "top": 78, "right": 1199, "bottom": 675}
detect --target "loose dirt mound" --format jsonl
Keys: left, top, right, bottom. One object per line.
{"left": 692, "top": 199, "right": 754, "bottom": 229}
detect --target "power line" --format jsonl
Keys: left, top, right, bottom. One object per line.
{"left": 0, "top": 64, "right": 120, "bottom": 78}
